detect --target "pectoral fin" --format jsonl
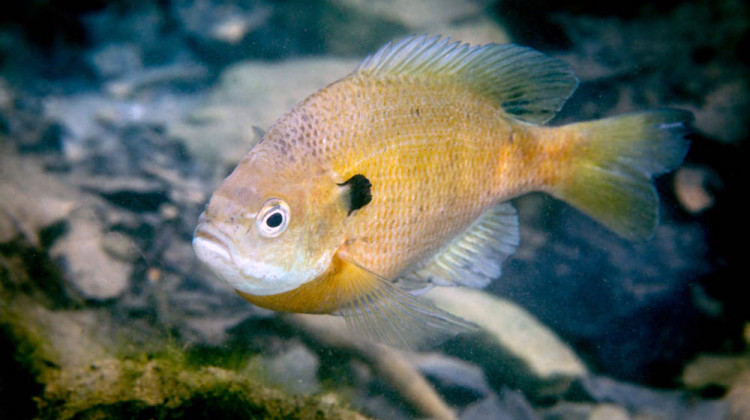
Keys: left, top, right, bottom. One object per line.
{"left": 397, "top": 202, "right": 520, "bottom": 291}
{"left": 334, "top": 253, "right": 476, "bottom": 349}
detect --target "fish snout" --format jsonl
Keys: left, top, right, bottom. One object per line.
{"left": 193, "top": 218, "right": 234, "bottom": 266}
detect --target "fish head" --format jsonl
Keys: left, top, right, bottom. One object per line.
{"left": 193, "top": 151, "right": 348, "bottom": 297}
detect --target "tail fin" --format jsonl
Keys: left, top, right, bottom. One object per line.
{"left": 552, "top": 110, "right": 692, "bottom": 240}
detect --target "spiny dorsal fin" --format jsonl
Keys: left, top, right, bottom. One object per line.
{"left": 338, "top": 174, "right": 372, "bottom": 215}
{"left": 397, "top": 202, "right": 520, "bottom": 291}
{"left": 356, "top": 35, "right": 579, "bottom": 124}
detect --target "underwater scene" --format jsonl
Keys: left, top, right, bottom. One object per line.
{"left": 1, "top": 0, "right": 748, "bottom": 419}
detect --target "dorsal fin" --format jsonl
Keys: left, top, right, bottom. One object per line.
{"left": 396, "top": 202, "right": 520, "bottom": 291}
{"left": 356, "top": 35, "right": 579, "bottom": 124}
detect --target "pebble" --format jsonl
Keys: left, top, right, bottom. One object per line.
{"left": 264, "top": 344, "right": 321, "bottom": 395}
{"left": 674, "top": 166, "right": 718, "bottom": 214}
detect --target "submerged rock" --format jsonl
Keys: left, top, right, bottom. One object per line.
{"left": 408, "top": 353, "right": 492, "bottom": 405}
{"left": 426, "top": 287, "right": 587, "bottom": 398}
{"left": 0, "top": 152, "right": 75, "bottom": 246}
{"left": 1, "top": 257, "right": 368, "bottom": 420}
{"left": 50, "top": 211, "right": 132, "bottom": 301}
{"left": 568, "top": 375, "right": 728, "bottom": 420}
{"left": 170, "top": 57, "right": 356, "bottom": 166}
{"left": 727, "top": 372, "right": 750, "bottom": 420}
{"left": 459, "top": 389, "right": 539, "bottom": 420}
{"left": 264, "top": 343, "right": 322, "bottom": 395}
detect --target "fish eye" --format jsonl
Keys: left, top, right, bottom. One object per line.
{"left": 257, "top": 198, "right": 290, "bottom": 238}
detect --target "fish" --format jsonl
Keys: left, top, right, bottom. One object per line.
{"left": 193, "top": 35, "right": 692, "bottom": 347}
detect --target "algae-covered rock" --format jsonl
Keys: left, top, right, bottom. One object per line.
{"left": 0, "top": 297, "right": 367, "bottom": 420}
{"left": 1, "top": 238, "right": 368, "bottom": 420}
{"left": 38, "top": 358, "right": 365, "bottom": 420}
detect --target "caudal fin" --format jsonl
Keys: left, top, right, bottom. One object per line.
{"left": 552, "top": 110, "right": 692, "bottom": 240}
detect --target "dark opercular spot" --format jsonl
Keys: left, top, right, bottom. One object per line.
{"left": 339, "top": 174, "right": 372, "bottom": 216}
{"left": 265, "top": 212, "right": 283, "bottom": 228}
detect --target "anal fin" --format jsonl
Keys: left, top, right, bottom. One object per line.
{"left": 334, "top": 254, "right": 476, "bottom": 349}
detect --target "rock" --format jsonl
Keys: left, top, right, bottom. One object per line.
{"left": 104, "top": 63, "right": 210, "bottom": 99}
{"left": 76, "top": 176, "right": 169, "bottom": 213}
{"left": 569, "top": 375, "right": 729, "bottom": 420}
{"left": 170, "top": 57, "right": 356, "bottom": 166}
{"left": 692, "top": 80, "right": 750, "bottom": 145}
{"left": 681, "top": 353, "right": 750, "bottom": 419}
{"left": 460, "top": 389, "right": 540, "bottom": 420}
{"left": 1, "top": 258, "right": 368, "bottom": 420}
{"left": 324, "top": 0, "right": 510, "bottom": 54}
{"left": 264, "top": 343, "right": 321, "bottom": 395}
{"left": 50, "top": 211, "right": 132, "bottom": 300}
{"left": 539, "top": 402, "right": 594, "bottom": 420}
{"left": 587, "top": 404, "right": 629, "bottom": 420}
{"left": 101, "top": 231, "right": 139, "bottom": 262}
{"left": 176, "top": 0, "right": 274, "bottom": 63}
{"left": 425, "top": 287, "right": 587, "bottom": 398}
{"left": 331, "top": 0, "right": 487, "bottom": 34}
{"left": 1, "top": 299, "right": 112, "bottom": 377}
{"left": 180, "top": 314, "right": 251, "bottom": 346}
{"left": 38, "top": 357, "right": 366, "bottom": 419}
{"left": 409, "top": 353, "right": 492, "bottom": 405}
{"left": 0, "top": 146, "right": 76, "bottom": 245}
{"left": 727, "top": 372, "right": 750, "bottom": 420}
{"left": 682, "top": 354, "right": 750, "bottom": 391}
{"left": 88, "top": 42, "right": 143, "bottom": 79}
{"left": 674, "top": 166, "right": 720, "bottom": 214}
{"left": 41, "top": 88, "right": 207, "bottom": 183}
{"left": 287, "top": 314, "right": 458, "bottom": 420}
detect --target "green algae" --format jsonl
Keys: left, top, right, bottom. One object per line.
{"left": 36, "top": 358, "right": 361, "bottom": 420}
{"left": 1, "top": 244, "right": 367, "bottom": 420}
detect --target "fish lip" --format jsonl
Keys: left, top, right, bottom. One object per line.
{"left": 193, "top": 217, "right": 233, "bottom": 265}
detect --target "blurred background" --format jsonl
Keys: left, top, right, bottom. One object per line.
{"left": 1, "top": 1, "right": 748, "bottom": 419}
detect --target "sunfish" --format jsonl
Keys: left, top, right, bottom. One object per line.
{"left": 193, "top": 35, "right": 691, "bottom": 347}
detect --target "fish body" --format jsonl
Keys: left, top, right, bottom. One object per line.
{"left": 193, "top": 35, "right": 691, "bottom": 347}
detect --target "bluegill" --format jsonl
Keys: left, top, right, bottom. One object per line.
{"left": 193, "top": 35, "right": 691, "bottom": 347}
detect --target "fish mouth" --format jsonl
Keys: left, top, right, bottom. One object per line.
{"left": 193, "top": 216, "right": 234, "bottom": 266}
{"left": 193, "top": 215, "right": 286, "bottom": 295}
